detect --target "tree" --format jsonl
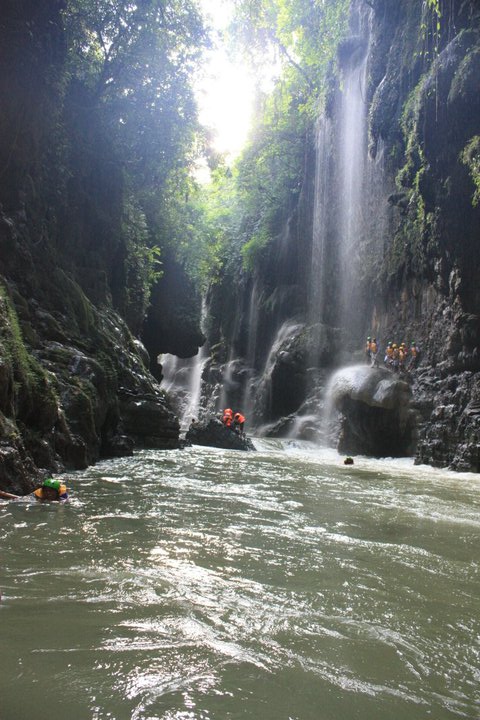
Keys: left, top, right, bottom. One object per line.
{"left": 58, "top": 0, "right": 210, "bottom": 329}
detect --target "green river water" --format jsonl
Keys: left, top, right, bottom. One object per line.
{"left": 1, "top": 440, "right": 479, "bottom": 720}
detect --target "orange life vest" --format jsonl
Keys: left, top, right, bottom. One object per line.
{"left": 34, "top": 484, "right": 68, "bottom": 500}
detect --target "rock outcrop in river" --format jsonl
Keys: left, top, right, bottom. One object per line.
{"left": 328, "top": 366, "right": 416, "bottom": 457}
{"left": 185, "top": 418, "right": 256, "bottom": 452}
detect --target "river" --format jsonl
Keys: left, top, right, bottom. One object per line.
{"left": 1, "top": 440, "right": 479, "bottom": 720}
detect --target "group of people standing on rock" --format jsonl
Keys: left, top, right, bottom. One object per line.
{"left": 365, "top": 336, "right": 421, "bottom": 372}
{"left": 222, "top": 408, "right": 246, "bottom": 437}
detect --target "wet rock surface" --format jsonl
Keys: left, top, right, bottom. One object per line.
{"left": 185, "top": 418, "right": 256, "bottom": 452}
{"left": 329, "top": 365, "right": 416, "bottom": 457}
{"left": 0, "top": 220, "right": 182, "bottom": 493}
{"left": 413, "top": 366, "right": 480, "bottom": 472}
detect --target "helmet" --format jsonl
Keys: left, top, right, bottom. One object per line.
{"left": 392, "top": 344, "right": 397, "bottom": 348}
{"left": 411, "top": 341, "right": 416, "bottom": 345}
{"left": 234, "top": 413, "right": 240, "bottom": 419}
{"left": 42, "top": 478, "right": 60, "bottom": 491}
{"left": 388, "top": 341, "right": 392, "bottom": 346}
{"left": 224, "top": 408, "right": 232, "bottom": 414}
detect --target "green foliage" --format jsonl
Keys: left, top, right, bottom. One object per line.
{"left": 397, "top": 84, "right": 426, "bottom": 191}
{"left": 63, "top": 0, "right": 207, "bottom": 190}
{"left": 0, "top": 284, "right": 57, "bottom": 416}
{"left": 420, "top": 0, "right": 443, "bottom": 62}
{"left": 241, "top": 228, "right": 270, "bottom": 272}
{"left": 233, "top": 83, "right": 308, "bottom": 269}
{"left": 0, "top": 286, "right": 36, "bottom": 386}
{"left": 174, "top": 167, "right": 239, "bottom": 290}
{"left": 56, "top": 0, "right": 211, "bottom": 326}
{"left": 171, "top": 0, "right": 352, "bottom": 284}
{"left": 231, "top": 0, "right": 349, "bottom": 115}
{"left": 123, "top": 196, "right": 163, "bottom": 320}
{"left": 461, "top": 136, "right": 480, "bottom": 207}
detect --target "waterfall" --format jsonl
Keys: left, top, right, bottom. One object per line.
{"left": 309, "top": 117, "right": 333, "bottom": 327}
{"left": 300, "top": 1, "right": 386, "bottom": 443}
{"left": 195, "top": 2, "right": 394, "bottom": 442}
{"left": 309, "top": 1, "right": 378, "bottom": 342}
{"left": 160, "top": 346, "right": 208, "bottom": 429}
{"left": 255, "top": 319, "right": 303, "bottom": 433}
{"left": 336, "top": 41, "right": 370, "bottom": 331}
{"left": 160, "top": 300, "right": 209, "bottom": 429}
{"left": 240, "top": 281, "right": 260, "bottom": 425}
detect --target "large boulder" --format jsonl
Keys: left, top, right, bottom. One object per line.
{"left": 119, "top": 391, "right": 180, "bottom": 450}
{"left": 185, "top": 418, "right": 256, "bottom": 451}
{"left": 328, "top": 365, "right": 416, "bottom": 457}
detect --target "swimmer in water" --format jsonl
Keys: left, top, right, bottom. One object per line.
{"left": 0, "top": 478, "right": 69, "bottom": 502}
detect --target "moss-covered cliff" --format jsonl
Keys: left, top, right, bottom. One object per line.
{"left": 0, "top": 0, "right": 206, "bottom": 492}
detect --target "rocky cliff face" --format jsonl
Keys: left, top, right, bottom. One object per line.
{"left": 0, "top": 1, "right": 206, "bottom": 493}
{"left": 201, "top": 0, "right": 480, "bottom": 471}
{"left": 0, "top": 210, "right": 180, "bottom": 494}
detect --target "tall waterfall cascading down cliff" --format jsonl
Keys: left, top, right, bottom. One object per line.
{"left": 247, "top": 2, "right": 396, "bottom": 442}
{"left": 165, "top": 2, "right": 398, "bottom": 444}
{"left": 336, "top": 30, "right": 370, "bottom": 332}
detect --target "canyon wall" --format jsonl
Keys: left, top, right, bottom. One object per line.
{"left": 199, "top": 0, "right": 480, "bottom": 470}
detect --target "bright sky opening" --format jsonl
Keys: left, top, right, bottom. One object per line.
{"left": 196, "top": 0, "right": 255, "bottom": 162}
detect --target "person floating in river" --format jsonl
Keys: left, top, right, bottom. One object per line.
{"left": 34, "top": 478, "right": 69, "bottom": 502}
{"left": 0, "top": 478, "right": 69, "bottom": 502}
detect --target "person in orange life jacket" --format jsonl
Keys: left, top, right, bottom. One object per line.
{"left": 0, "top": 478, "right": 69, "bottom": 502}
{"left": 222, "top": 408, "right": 233, "bottom": 427}
{"left": 34, "top": 478, "right": 69, "bottom": 502}
{"left": 398, "top": 343, "right": 408, "bottom": 370}
{"left": 233, "top": 412, "right": 245, "bottom": 436}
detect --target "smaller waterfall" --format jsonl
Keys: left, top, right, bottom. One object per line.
{"left": 160, "top": 345, "right": 209, "bottom": 429}
{"left": 160, "top": 300, "right": 209, "bottom": 429}
{"left": 255, "top": 320, "right": 303, "bottom": 433}
{"left": 240, "top": 282, "right": 260, "bottom": 425}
